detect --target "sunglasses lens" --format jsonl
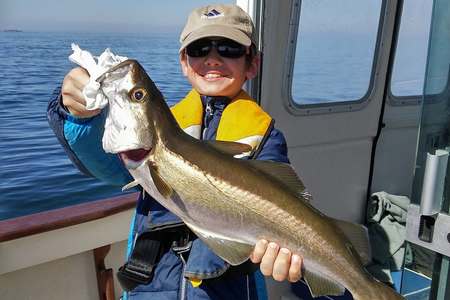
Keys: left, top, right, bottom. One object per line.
{"left": 186, "top": 39, "right": 247, "bottom": 59}
{"left": 216, "top": 40, "right": 246, "bottom": 58}
{"left": 186, "top": 40, "right": 211, "bottom": 57}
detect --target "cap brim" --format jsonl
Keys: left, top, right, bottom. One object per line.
{"left": 179, "top": 24, "right": 252, "bottom": 52}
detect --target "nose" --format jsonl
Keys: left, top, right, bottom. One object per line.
{"left": 204, "top": 47, "right": 223, "bottom": 66}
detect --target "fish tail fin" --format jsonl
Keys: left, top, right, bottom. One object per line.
{"left": 352, "top": 280, "right": 404, "bottom": 300}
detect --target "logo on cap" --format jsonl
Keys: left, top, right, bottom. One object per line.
{"left": 201, "top": 9, "right": 224, "bottom": 19}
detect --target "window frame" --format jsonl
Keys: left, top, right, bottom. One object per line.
{"left": 283, "top": 0, "right": 387, "bottom": 115}
{"left": 387, "top": 6, "right": 450, "bottom": 107}
{"left": 387, "top": 0, "right": 434, "bottom": 106}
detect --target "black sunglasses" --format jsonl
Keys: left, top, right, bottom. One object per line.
{"left": 185, "top": 38, "right": 247, "bottom": 59}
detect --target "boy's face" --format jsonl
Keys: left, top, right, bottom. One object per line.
{"left": 180, "top": 40, "right": 259, "bottom": 98}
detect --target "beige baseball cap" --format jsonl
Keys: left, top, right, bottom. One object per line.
{"left": 179, "top": 4, "right": 256, "bottom": 52}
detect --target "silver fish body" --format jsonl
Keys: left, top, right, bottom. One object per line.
{"left": 98, "top": 60, "right": 404, "bottom": 300}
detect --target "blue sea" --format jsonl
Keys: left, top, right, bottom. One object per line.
{"left": 0, "top": 32, "right": 192, "bottom": 220}
{"left": 0, "top": 31, "right": 425, "bottom": 220}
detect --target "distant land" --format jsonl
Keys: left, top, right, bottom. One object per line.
{"left": 3, "top": 29, "right": 23, "bottom": 32}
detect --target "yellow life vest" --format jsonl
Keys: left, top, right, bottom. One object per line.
{"left": 170, "top": 89, "right": 273, "bottom": 154}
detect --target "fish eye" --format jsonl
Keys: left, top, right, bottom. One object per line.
{"left": 132, "top": 88, "right": 147, "bottom": 102}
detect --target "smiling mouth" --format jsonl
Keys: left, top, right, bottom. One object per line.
{"left": 204, "top": 73, "right": 222, "bottom": 79}
{"left": 203, "top": 72, "right": 229, "bottom": 81}
{"left": 119, "top": 148, "right": 151, "bottom": 169}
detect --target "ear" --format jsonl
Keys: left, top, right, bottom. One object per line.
{"left": 179, "top": 52, "right": 188, "bottom": 77}
{"left": 245, "top": 52, "right": 261, "bottom": 80}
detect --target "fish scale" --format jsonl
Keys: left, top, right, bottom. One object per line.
{"left": 156, "top": 140, "right": 298, "bottom": 244}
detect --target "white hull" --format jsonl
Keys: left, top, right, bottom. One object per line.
{"left": 0, "top": 209, "right": 133, "bottom": 300}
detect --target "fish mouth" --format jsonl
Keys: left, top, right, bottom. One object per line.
{"left": 119, "top": 148, "right": 151, "bottom": 169}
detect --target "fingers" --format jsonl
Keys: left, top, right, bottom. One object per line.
{"left": 63, "top": 80, "right": 87, "bottom": 105}
{"left": 62, "top": 67, "right": 90, "bottom": 100}
{"left": 62, "top": 67, "right": 101, "bottom": 118}
{"left": 252, "top": 240, "right": 302, "bottom": 283}
{"left": 67, "top": 101, "right": 101, "bottom": 118}
{"left": 288, "top": 254, "right": 302, "bottom": 282}
{"left": 250, "top": 239, "right": 268, "bottom": 263}
{"left": 272, "top": 247, "right": 291, "bottom": 281}
{"left": 260, "top": 242, "right": 279, "bottom": 277}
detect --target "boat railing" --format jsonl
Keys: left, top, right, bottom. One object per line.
{"left": 0, "top": 192, "right": 138, "bottom": 300}
{"left": 0, "top": 192, "right": 138, "bottom": 242}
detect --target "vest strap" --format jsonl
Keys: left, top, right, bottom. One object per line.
{"left": 249, "top": 119, "right": 275, "bottom": 159}
{"left": 117, "top": 222, "right": 192, "bottom": 291}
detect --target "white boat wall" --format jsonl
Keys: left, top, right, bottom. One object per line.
{"left": 0, "top": 194, "right": 136, "bottom": 300}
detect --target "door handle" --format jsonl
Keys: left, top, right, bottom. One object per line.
{"left": 420, "top": 149, "right": 448, "bottom": 216}
{"left": 406, "top": 205, "right": 450, "bottom": 257}
{"left": 405, "top": 150, "right": 450, "bottom": 256}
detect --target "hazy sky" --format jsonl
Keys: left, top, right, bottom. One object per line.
{"left": 0, "top": 0, "right": 233, "bottom": 33}
{"left": 1, "top": 0, "right": 431, "bottom": 35}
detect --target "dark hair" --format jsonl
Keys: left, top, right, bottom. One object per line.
{"left": 245, "top": 44, "right": 257, "bottom": 66}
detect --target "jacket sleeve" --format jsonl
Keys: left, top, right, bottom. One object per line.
{"left": 47, "top": 86, "right": 133, "bottom": 186}
{"left": 255, "top": 126, "right": 290, "bottom": 163}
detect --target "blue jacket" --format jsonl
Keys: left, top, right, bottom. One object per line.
{"left": 47, "top": 87, "right": 290, "bottom": 300}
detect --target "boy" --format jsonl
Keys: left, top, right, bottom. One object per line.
{"left": 48, "top": 4, "right": 302, "bottom": 299}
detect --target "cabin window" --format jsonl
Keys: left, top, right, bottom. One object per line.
{"left": 390, "top": 0, "right": 433, "bottom": 101}
{"left": 290, "top": 0, "right": 382, "bottom": 107}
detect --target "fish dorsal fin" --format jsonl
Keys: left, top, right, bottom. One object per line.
{"left": 149, "top": 165, "right": 173, "bottom": 198}
{"left": 330, "top": 218, "right": 372, "bottom": 266}
{"left": 205, "top": 141, "right": 253, "bottom": 157}
{"left": 246, "top": 160, "right": 312, "bottom": 202}
{"left": 303, "top": 269, "right": 346, "bottom": 297}
{"left": 185, "top": 221, "right": 253, "bottom": 266}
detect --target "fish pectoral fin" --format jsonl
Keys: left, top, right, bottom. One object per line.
{"left": 121, "top": 180, "right": 140, "bottom": 191}
{"left": 246, "top": 160, "right": 312, "bottom": 202}
{"left": 304, "top": 269, "right": 346, "bottom": 297}
{"left": 330, "top": 218, "right": 372, "bottom": 266}
{"left": 203, "top": 237, "right": 253, "bottom": 266}
{"left": 185, "top": 222, "right": 253, "bottom": 266}
{"left": 204, "top": 141, "right": 253, "bottom": 157}
{"left": 149, "top": 165, "right": 173, "bottom": 198}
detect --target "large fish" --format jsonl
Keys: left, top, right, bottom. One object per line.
{"left": 96, "top": 59, "right": 404, "bottom": 300}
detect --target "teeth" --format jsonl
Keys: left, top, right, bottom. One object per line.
{"left": 205, "top": 73, "right": 222, "bottom": 79}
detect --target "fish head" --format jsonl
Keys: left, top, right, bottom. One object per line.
{"left": 97, "top": 59, "right": 158, "bottom": 169}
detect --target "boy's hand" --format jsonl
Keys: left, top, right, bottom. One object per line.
{"left": 61, "top": 67, "right": 101, "bottom": 118}
{"left": 250, "top": 240, "right": 302, "bottom": 282}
